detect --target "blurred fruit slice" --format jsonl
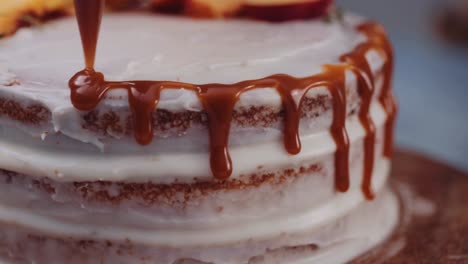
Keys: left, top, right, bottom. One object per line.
{"left": 184, "top": 0, "right": 244, "bottom": 18}
{"left": 244, "top": 0, "right": 333, "bottom": 22}
{"left": 0, "top": 0, "right": 73, "bottom": 36}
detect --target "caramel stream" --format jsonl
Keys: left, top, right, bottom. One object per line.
{"left": 70, "top": 0, "right": 396, "bottom": 199}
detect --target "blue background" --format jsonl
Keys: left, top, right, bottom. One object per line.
{"left": 340, "top": 0, "right": 468, "bottom": 171}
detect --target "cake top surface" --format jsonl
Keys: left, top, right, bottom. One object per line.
{"left": 0, "top": 14, "right": 364, "bottom": 107}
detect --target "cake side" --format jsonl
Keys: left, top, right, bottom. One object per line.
{"left": 0, "top": 187, "right": 399, "bottom": 264}
{"left": 0, "top": 103, "right": 394, "bottom": 263}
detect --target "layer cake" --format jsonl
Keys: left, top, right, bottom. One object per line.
{"left": 0, "top": 1, "right": 398, "bottom": 263}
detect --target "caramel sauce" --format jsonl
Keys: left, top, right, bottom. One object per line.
{"left": 70, "top": 0, "right": 396, "bottom": 198}
{"left": 357, "top": 23, "right": 397, "bottom": 158}
{"left": 74, "top": 0, "right": 104, "bottom": 68}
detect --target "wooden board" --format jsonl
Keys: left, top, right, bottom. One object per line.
{"left": 353, "top": 150, "right": 468, "bottom": 264}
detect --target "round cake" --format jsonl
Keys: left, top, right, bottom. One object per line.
{"left": 0, "top": 1, "right": 398, "bottom": 263}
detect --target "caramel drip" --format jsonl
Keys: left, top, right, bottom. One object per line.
{"left": 336, "top": 23, "right": 397, "bottom": 199}
{"left": 197, "top": 84, "right": 244, "bottom": 180}
{"left": 358, "top": 23, "right": 397, "bottom": 158}
{"left": 340, "top": 46, "right": 377, "bottom": 200}
{"left": 70, "top": 0, "right": 395, "bottom": 198}
{"left": 355, "top": 67, "right": 376, "bottom": 199}
{"left": 74, "top": 0, "right": 104, "bottom": 68}
{"left": 70, "top": 70, "right": 350, "bottom": 188}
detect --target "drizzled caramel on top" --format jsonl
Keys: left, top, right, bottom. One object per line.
{"left": 70, "top": 0, "right": 396, "bottom": 198}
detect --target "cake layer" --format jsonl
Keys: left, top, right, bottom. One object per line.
{"left": 0, "top": 157, "right": 389, "bottom": 247}
{"left": 0, "top": 102, "right": 387, "bottom": 182}
{"left": 0, "top": 108, "right": 391, "bottom": 251}
{"left": 0, "top": 13, "right": 385, "bottom": 151}
{"left": 0, "top": 187, "right": 398, "bottom": 264}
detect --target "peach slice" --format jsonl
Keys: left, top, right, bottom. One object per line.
{"left": 244, "top": 0, "right": 333, "bottom": 22}
{"left": 184, "top": 0, "right": 244, "bottom": 18}
{"left": 0, "top": 0, "right": 73, "bottom": 36}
